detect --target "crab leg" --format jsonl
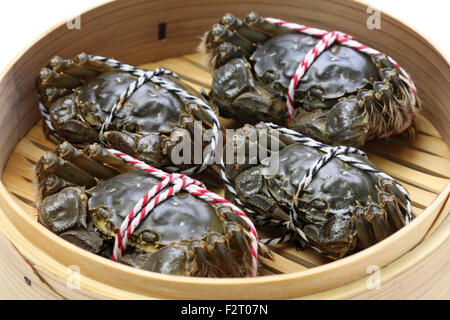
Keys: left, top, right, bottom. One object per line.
{"left": 243, "top": 12, "right": 292, "bottom": 35}
{"left": 221, "top": 13, "right": 270, "bottom": 43}
{"left": 206, "top": 24, "right": 255, "bottom": 53}
{"left": 49, "top": 54, "right": 106, "bottom": 80}
{"left": 37, "top": 152, "right": 97, "bottom": 188}
{"left": 367, "top": 205, "right": 394, "bottom": 242}
{"left": 84, "top": 143, "right": 138, "bottom": 173}
{"left": 37, "top": 53, "right": 114, "bottom": 107}
{"left": 379, "top": 192, "right": 405, "bottom": 230}
{"left": 187, "top": 240, "right": 221, "bottom": 277}
{"left": 57, "top": 141, "right": 118, "bottom": 180}
{"left": 39, "top": 87, "right": 71, "bottom": 107}
{"left": 38, "top": 67, "right": 83, "bottom": 90}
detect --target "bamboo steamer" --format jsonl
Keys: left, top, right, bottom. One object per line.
{"left": 0, "top": 0, "right": 448, "bottom": 299}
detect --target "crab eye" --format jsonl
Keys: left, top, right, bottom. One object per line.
{"left": 221, "top": 14, "right": 235, "bottom": 26}
{"left": 212, "top": 24, "right": 226, "bottom": 37}
{"left": 219, "top": 42, "right": 233, "bottom": 54}
{"left": 50, "top": 56, "right": 64, "bottom": 68}
{"left": 76, "top": 52, "right": 88, "bottom": 63}
{"left": 262, "top": 70, "right": 276, "bottom": 84}
{"left": 309, "top": 86, "right": 326, "bottom": 98}
{"left": 40, "top": 67, "right": 51, "bottom": 79}
{"left": 245, "top": 12, "right": 259, "bottom": 23}
{"left": 45, "top": 87, "right": 55, "bottom": 95}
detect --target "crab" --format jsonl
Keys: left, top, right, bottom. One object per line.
{"left": 35, "top": 141, "right": 263, "bottom": 277}
{"left": 223, "top": 123, "right": 412, "bottom": 258}
{"left": 201, "top": 12, "right": 419, "bottom": 147}
{"left": 36, "top": 53, "right": 218, "bottom": 171}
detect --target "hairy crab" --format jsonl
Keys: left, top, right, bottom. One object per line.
{"left": 222, "top": 123, "right": 413, "bottom": 258}
{"left": 35, "top": 141, "right": 264, "bottom": 277}
{"left": 201, "top": 12, "right": 419, "bottom": 147}
{"left": 36, "top": 53, "right": 220, "bottom": 174}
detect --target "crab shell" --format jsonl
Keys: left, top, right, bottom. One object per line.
{"left": 226, "top": 124, "right": 410, "bottom": 258}
{"left": 37, "top": 53, "right": 216, "bottom": 169}
{"left": 36, "top": 142, "right": 258, "bottom": 277}
{"left": 202, "top": 12, "right": 418, "bottom": 147}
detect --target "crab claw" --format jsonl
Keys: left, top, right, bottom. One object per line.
{"left": 103, "top": 131, "right": 166, "bottom": 167}
{"left": 39, "top": 187, "right": 88, "bottom": 233}
{"left": 122, "top": 246, "right": 188, "bottom": 275}
{"left": 289, "top": 96, "right": 370, "bottom": 147}
{"left": 60, "top": 228, "right": 104, "bottom": 253}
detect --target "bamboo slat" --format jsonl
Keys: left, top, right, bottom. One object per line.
{"left": 390, "top": 133, "right": 450, "bottom": 159}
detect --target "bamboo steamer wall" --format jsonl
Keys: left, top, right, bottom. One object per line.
{"left": 0, "top": 0, "right": 448, "bottom": 299}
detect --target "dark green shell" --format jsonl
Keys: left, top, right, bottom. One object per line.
{"left": 235, "top": 143, "right": 381, "bottom": 243}
{"left": 251, "top": 33, "right": 378, "bottom": 101}
{"left": 88, "top": 171, "right": 224, "bottom": 246}
{"left": 264, "top": 144, "right": 379, "bottom": 209}
{"left": 74, "top": 72, "right": 187, "bottom": 133}
{"left": 48, "top": 72, "right": 191, "bottom": 138}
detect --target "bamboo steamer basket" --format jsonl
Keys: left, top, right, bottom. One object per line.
{"left": 0, "top": 0, "right": 448, "bottom": 300}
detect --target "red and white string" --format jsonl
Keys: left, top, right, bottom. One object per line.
{"left": 106, "top": 148, "right": 259, "bottom": 277}
{"left": 264, "top": 17, "right": 418, "bottom": 139}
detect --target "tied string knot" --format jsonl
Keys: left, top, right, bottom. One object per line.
{"left": 92, "top": 55, "right": 221, "bottom": 175}
{"left": 287, "top": 145, "right": 360, "bottom": 243}
{"left": 286, "top": 30, "right": 353, "bottom": 121}
{"left": 106, "top": 148, "right": 260, "bottom": 276}
{"left": 112, "top": 172, "right": 204, "bottom": 262}
{"left": 99, "top": 68, "right": 177, "bottom": 145}
{"left": 265, "top": 17, "right": 417, "bottom": 135}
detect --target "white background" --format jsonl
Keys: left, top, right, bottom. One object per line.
{"left": 0, "top": 0, "right": 448, "bottom": 72}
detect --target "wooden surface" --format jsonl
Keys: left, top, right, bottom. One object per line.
{"left": 0, "top": 0, "right": 448, "bottom": 299}
{"left": 307, "top": 210, "right": 450, "bottom": 299}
